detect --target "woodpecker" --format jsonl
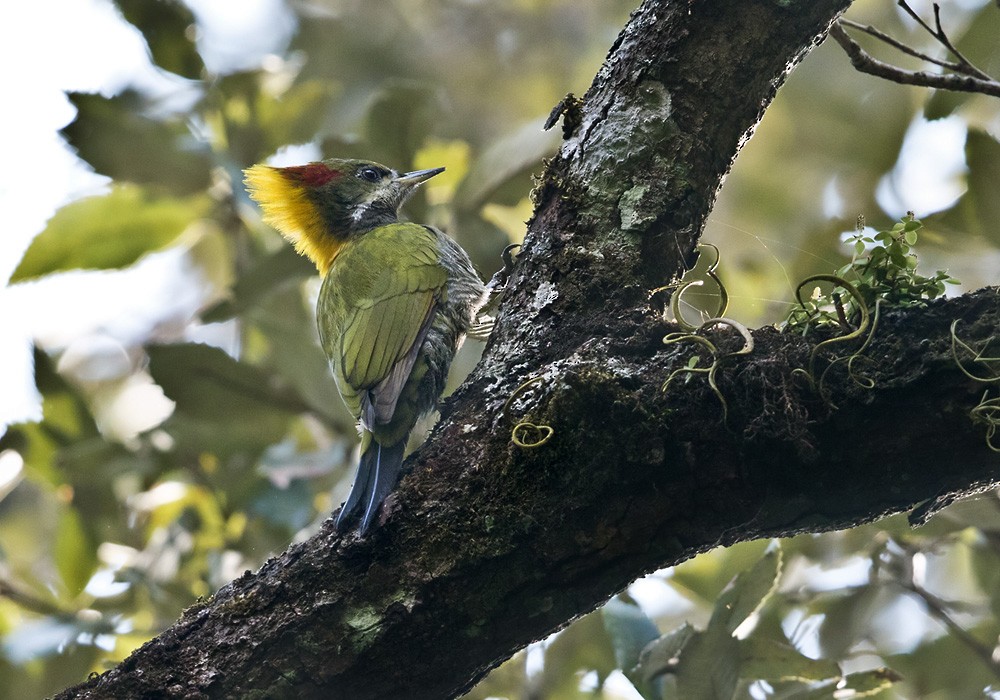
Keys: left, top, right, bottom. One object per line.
{"left": 245, "top": 159, "right": 486, "bottom": 535}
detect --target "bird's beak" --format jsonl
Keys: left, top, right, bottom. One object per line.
{"left": 394, "top": 167, "right": 445, "bottom": 190}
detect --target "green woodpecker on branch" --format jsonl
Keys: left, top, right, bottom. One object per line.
{"left": 244, "top": 158, "right": 486, "bottom": 535}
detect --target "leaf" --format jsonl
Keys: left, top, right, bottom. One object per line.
{"left": 364, "top": 80, "right": 441, "bottom": 169}
{"left": 738, "top": 635, "right": 840, "bottom": 683}
{"left": 11, "top": 185, "right": 208, "bottom": 282}
{"left": 147, "top": 343, "right": 300, "bottom": 452}
{"left": 61, "top": 91, "right": 213, "bottom": 194}
{"left": 57, "top": 437, "right": 152, "bottom": 540}
{"left": 453, "top": 119, "right": 561, "bottom": 212}
{"left": 959, "top": 130, "right": 1000, "bottom": 246}
{"left": 674, "top": 625, "right": 740, "bottom": 700}
{"left": 248, "top": 478, "right": 315, "bottom": 531}
{"left": 534, "top": 611, "right": 617, "bottom": 700}
{"left": 815, "top": 585, "right": 882, "bottom": 659}
{"left": 249, "top": 285, "right": 353, "bottom": 430}
{"left": 256, "top": 80, "right": 338, "bottom": 157}
{"left": 113, "top": 0, "right": 204, "bottom": 79}
{"left": 968, "top": 538, "right": 1000, "bottom": 620}
{"left": 54, "top": 506, "right": 96, "bottom": 598}
{"left": 653, "top": 546, "right": 782, "bottom": 700}
{"left": 601, "top": 596, "right": 661, "bottom": 688}
{"left": 201, "top": 245, "right": 315, "bottom": 323}
{"left": 887, "top": 620, "right": 999, "bottom": 697}
{"left": 213, "top": 73, "right": 337, "bottom": 166}
{"left": 709, "top": 543, "right": 783, "bottom": 634}
{"left": 636, "top": 622, "right": 696, "bottom": 687}
{"left": 671, "top": 539, "right": 770, "bottom": 604}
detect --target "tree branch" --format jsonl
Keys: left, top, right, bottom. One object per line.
{"left": 837, "top": 18, "right": 967, "bottom": 74}
{"left": 895, "top": 0, "right": 992, "bottom": 81}
{"left": 52, "top": 1, "right": 1000, "bottom": 698}
{"left": 830, "top": 12, "right": 1000, "bottom": 98}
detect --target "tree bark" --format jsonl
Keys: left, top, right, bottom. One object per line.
{"left": 58, "top": 0, "right": 1000, "bottom": 698}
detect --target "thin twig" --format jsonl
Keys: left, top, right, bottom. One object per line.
{"left": 901, "top": 580, "right": 1000, "bottom": 679}
{"left": 0, "top": 576, "right": 71, "bottom": 617}
{"left": 897, "top": 0, "right": 993, "bottom": 81}
{"left": 829, "top": 23, "right": 1000, "bottom": 99}
{"left": 838, "top": 18, "right": 967, "bottom": 75}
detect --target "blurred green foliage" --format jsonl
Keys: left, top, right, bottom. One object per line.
{"left": 2, "top": 0, "right": 1000, "bottom": 698}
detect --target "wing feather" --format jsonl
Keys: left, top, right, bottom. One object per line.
{"left": 318, "top": 224, "right": 448, "bottom": 426}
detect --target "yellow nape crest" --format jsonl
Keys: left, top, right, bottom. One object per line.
{"left": 244, "top": 164, "right": 341, "bottom": 275}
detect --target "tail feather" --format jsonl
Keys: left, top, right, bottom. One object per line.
{"left": 335, "top": 438, "right": 406, "bottom": 535}
{"left": 335, "top": 447, "right": 374, "bottom": 532}
{"left": 359, "top": 440, "right": 406, "bottom": 535}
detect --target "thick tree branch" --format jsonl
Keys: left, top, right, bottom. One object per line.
{"left": 53, "top": 1, "right": 1000, "bottom": 698}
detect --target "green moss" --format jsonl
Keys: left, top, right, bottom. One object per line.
{"left": 218, "top": 592, "right": 256, "bottom": 617}
{"left": 574, "top": 80, "right": 679, "bottom": 229}
{"left": 618, "top": 184, "right": 653, "bottom": 231}
{"left": 343, "top": 606, "right": 381, "bottom": 632}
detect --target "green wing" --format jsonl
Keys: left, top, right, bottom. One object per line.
{"left": 317, "top": 224, "right": 447, "bottom": 428}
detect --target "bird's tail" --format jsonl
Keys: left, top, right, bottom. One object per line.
{"left": 335, "top": 436, "right": 407, "bottom": 536}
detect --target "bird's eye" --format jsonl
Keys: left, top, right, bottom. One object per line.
{"left": 358, "top": 167, "right": 381, "bottom": 182}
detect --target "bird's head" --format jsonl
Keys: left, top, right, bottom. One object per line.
{"left": 244, "top": 158, "right": 443, "bottom": 274}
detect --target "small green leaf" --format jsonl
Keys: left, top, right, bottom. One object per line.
{"left": 250, "top": 285, "right": 353, "bottom": 430}
{"left": 738, "top": 636, "right": 840, "bottom": 683}
{"left": 602, "top": 596, "right": 661, "bottom": 677}
{"left": 636, "top": 622, "right": 696, "bottom": 686}
{"left": 148, "top": 343, "right": 301, "bottom": 421}
{"left": 710, "top": 543, "right": 782, "bottom": 634}
{"left": 61, "top": 91, "right": 213, "bottom": 193}
{"left": 201, "top": 245, "right": 314, "bottom": 323}
{"left": 12, "top": 185, "right": 209, "bottom": 282}
{"left": 55, "top": 506, "right": 96, "bottom": 597}
{"left": 114, "top": 0, "right": 204, "bottom": 79}
{"left": 534, "top": 611, "right": 617, "bottom": 699}
{"left": 675, "top": 625, "right": 740, "bottom": 700}
{"left": 364, "top": 80, "right": 440, "bottom": 169}
{"left": 453, "top": 119, "right": 561, "bottom": 212}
